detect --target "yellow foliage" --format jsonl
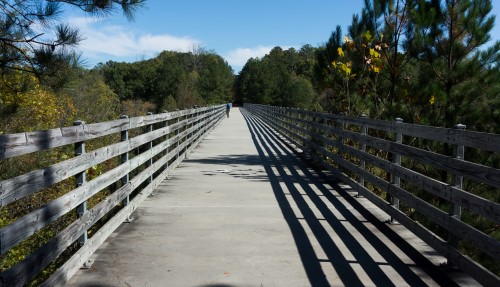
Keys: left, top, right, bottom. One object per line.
{"left": 369, "top": 48, "right": 380, "bottom": 58}
{"left": 0, "top": 72, "right": 76, "bottom": 133}
{"left": 429, "top": 95, "right": 435, "bottom": 105}
{"left": 337, "top": 47, "right": 344, "bottom": 57}
{"left": 340, "top": 62, "right": 352, "bottom": 76}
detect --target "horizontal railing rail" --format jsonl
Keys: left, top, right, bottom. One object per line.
{"left": 0, "top": 105, "right": 225, "bottom": 286}
{"left": 244, "top": 103, "right": 500, "bottom": 287}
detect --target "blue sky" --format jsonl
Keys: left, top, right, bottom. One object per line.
{"left": 66, "top": 0, "right": 500, "bottom": 73}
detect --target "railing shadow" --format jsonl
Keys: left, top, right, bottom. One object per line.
{"left": 241, "top": 108, "right": 459, "bottom": 287}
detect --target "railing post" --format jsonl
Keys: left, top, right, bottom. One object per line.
{"left": 338, "top": 113, "right": 345, "bottom": 160}
{"left": 305, "top": 110, "right": 312, "bottom": 156}
{"left": 301, "top": 109, "right": 309, "bottom": 152}
{"left": 120, "top": 115, "right": 133, "bottom": 222}
{"left": 190, "top": 107, "right": 195, "bottom": 146}
{"left": 357, "top": 114, "right": 368, "bottom": 197}
{"left": 74, "top": 120, "right": 88, "bottom": 246}
{"left": 163, "top": 110, "right": 169, "bottom": 176}
{"left": 297, "top": 108, "right": 305, "bottom": 147}
{"left": 194, "top": 106, "right": 199, "bottom": 136}
{"left": 146, "top": 112, "right": 154, "bottom": 196}
{"left": 287, "top": 107, "right": 291, "bottom": 137}
{"left": 317, "top": 113, "right": 326, "bottom": 161}
{"left": 309, "top": 111, "right": 317, "bottom": 157}
{"left": 281, "top": 107, "right": 285, "bottom": 131}
{"left": 183, "top": 111, "right": 188, "bottom": 157}
{"left": 176, "top": 109, "right": 180, "bottom": 160}
{"left": 272, "top": 106, "right": 276, "bottom": 125}
{"left": 448, "top": 123, "right": 466, "bottom": 259}
{"left": 189, "top": 107, "right": 196, "bottom": 153}
{"left": 391, "top": 117, "right": 403, "bottom": 223}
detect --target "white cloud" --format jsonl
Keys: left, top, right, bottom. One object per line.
{"left": 67, "top": 16, "right": 201, "bottom": 64}
{"left": 223, "top": 46, "right": 274, "bottom": 68}
{"left": 223, "top": 45, "right": 299, "bottom": 73}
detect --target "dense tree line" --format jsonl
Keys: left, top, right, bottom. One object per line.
{"left": 96, "top": 49, "right": 234, "bottom": 112}
{"left": 236, "top": 0, "right": 499, "bottom": 133}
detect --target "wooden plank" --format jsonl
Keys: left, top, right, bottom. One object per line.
{"left": 390, "top": 141, "right": 500, "bottom": 189}
{"left": 0, "top": 133, "right": 27, "bottom": 159}
{"left": 80, "top": 119, "right": 130, "bottom": 138}
{"left": 0, "top": 128, "right": 67, "bottom": 159}
{"left": 0, "top": 119, "right": 135, "bottom": 159}
{"left": 342, "top": 117, "right": 500, "bottom": 153}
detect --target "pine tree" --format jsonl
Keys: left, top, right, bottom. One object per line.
{"left": 0, "top": 0, "right": 145, "bottom": 76}
{"left": 410, "top": 0, "right": 497, "bottom": 127}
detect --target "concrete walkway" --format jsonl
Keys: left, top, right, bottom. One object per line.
{"left": 67, "top": 107, "right": 477, "bottom": 287}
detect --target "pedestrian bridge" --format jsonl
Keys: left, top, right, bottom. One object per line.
{"left": 0, "top": 105, "right": 499, "bottom": 286}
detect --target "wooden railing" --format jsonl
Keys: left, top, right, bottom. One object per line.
{"left": 0, "top": 105, "right": 225, "bottom": 286}
{"left": 244, "top": 103, "right": 500, "bottom": 287}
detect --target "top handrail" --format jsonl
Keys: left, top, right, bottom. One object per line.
{"left": 0, "top": 107, "right": 217, "bottom": 159}
{"left": 282, "top": 107, "right": 500, "bottom": 152}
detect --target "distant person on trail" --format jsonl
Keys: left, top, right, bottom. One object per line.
{"left": 226, "top": 102, "right": 231, "bottom": 118}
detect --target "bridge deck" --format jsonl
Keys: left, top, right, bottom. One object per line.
{"left": 67, "top": 107, "right": 478, "bottom": 287}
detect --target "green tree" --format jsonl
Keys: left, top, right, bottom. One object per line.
{"left": 151, "top": 51, "right": 190, "bottom": 106}
{"left": 410, "top": 0, "right": 498, "bottom": 127}
{"left": 235, "top": 46, "right": 318, "bottom": 108}
{"left": 283, "top": 74, "right": 316, "bottom": 108}
{"left": 371, "top": 0, "right": 416, "bottom": 111}
{"left": 198, "top": 54, "right": 234, "bottom": 104}
{"left": 161, "top": 95, "right": 178, "bottom": 111}
{"left": 234, "top": 58, "right": 273, "bottom": 105}
{"left": 315, "top": 25, "right": 343, "bottom": 92}
{"left": 64, "top": 70, "right": 120, "bottom": 123}
{"left": 176, "top": 71, "right": 202, "bottom": 109}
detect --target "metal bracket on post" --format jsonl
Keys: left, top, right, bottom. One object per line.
{"left": 390, "top": 117, "right": 403, "bottom": 223}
